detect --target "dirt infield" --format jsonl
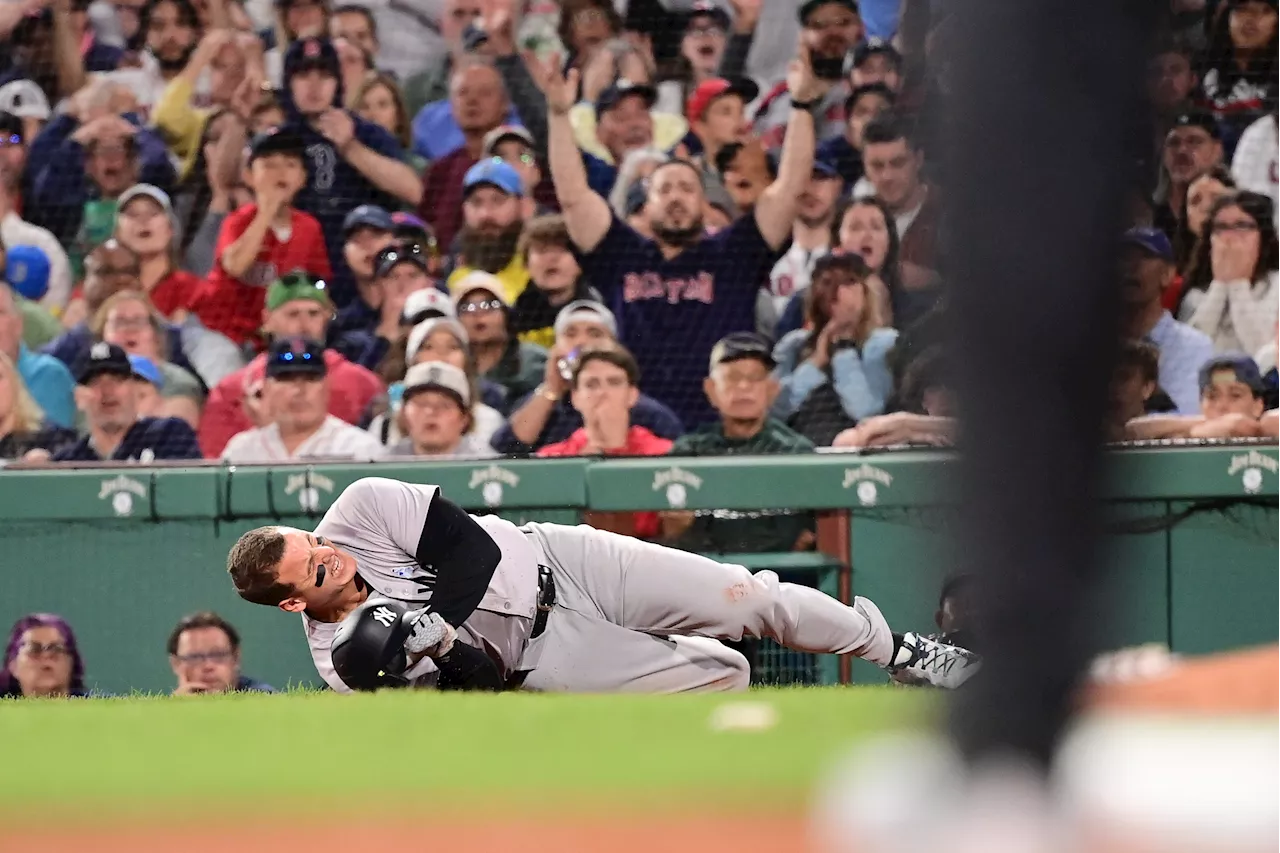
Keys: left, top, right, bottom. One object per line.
{"left": 1084, "top": 644, "right": 1279, "bottom": 713}
{"left": 0, "top": 815, "right": 810, "bottom": 853}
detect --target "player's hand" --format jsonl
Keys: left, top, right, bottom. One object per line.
{"left": 404, "top": 610, "right": 457, "bottom": 659}
{"left": 314, "top": 108, "right": 356, "bottom": 152}
{"left": 786, "top": 39, "right": 831, "bottom": 104}
{"left": 523, "top": 49, "right": 580, "bottom": 116}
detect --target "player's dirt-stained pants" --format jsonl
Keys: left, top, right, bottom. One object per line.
{"left": 518, "top": 523, "right": 895, "bottom": 693}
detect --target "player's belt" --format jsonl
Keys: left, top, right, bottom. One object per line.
{"left": 532, "top": 564, "right": 556, "bottom": 639}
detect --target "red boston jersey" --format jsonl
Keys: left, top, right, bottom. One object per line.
{"left": 192, "top": 205, "right": 332, "bottom": 346}
{"left": 149, "top": 269, "right": 205, "bottom": 318}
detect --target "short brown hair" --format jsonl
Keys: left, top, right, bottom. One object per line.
{"left": 1116, "top": 339, "right": 1160, "bottom": 384}
{"left": 226, "top": 527, "right": 292, "bottom": 606}
{"left": 167, "top": 611, "right": 240, "bottom": 656}
{"left": 518, "top": 214, "right": 573, "bottom": 264}
{"left": 571, "top": 346, "right": 640, "bottom": 388}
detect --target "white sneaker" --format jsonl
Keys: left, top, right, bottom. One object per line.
{"left": 886, "top": 632, "right": 981, "bottom": 689}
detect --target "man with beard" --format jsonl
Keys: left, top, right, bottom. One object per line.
{"left": 528, "top": 44, "right": 825, "bottom": 428}
{"left": 415, "top": 60, "right": 514, "bottom": 252}
{"left": 97, "top": 0, "right": 202, "bottom": 119}
{"left": 277, "top": 37, "right": 421, "bottom": 307}
{"left": 764, "top": 160, "right": 843, "bottom": 332}
{"left": 445, "top": 159, "right": 530, "bottom": 306}
{"left": 1152, "top": 108, "right": 1225, "bottom": 241}
{"left": 747, "top": 0, "right": 862, "bottom": 149}
{"left": 1118, "top": 226, "right": 1213, "bottom": 413}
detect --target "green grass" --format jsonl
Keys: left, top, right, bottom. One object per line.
{"left": 0, "top": 687, "right": 933, "bottom": 819}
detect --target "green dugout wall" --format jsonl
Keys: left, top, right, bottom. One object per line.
{"left": 1, "top": 445, "right": 1275, "bottom": 695}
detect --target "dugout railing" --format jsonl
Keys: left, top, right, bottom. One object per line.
{"left": 0, "top": 442, "right": 1275, "bottom": 695}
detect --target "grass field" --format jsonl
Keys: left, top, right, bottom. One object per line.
{"left": 0, "top": 687, "right": 935, "bottom": 853}
{"left": 0, "top": 687, "right": 931, "bottom": 820}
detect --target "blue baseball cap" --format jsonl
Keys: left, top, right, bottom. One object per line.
{"left": 283, "top": 36, "right": 339, "bottom": 82}
{"left": 595, "top": 79, "right": 658, "bottom": 120}
{"left": 812, "top": 159, "right": 841, "bottom": 180}
{"left": 4, "top": 244, "right": 50, "bottom": 302}
{"left": 463, "top": 159, "right": 524, "bottom": 198}
{"left": 127, "top": 354, "right": 165, "bottom": 390}
{"left": 1122, "top": 226, "right": 1173, "bottom": 262}
{"left": 1198, "top": 354, "right": 1265, "bottom": 395}
{"left": 342, "top": 204, "right": 395, "bottom": 238}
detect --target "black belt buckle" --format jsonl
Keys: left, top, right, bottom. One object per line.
{"left": 532, "top": 565, "right": 555, "bottom": 638}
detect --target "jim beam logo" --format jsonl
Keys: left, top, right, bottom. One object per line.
{"left": 284, "top": 472, "right": 336, "bottom": 512}
{"left": 842, "top": 464, "right": 894, "bottom": 507}
{"left": 653, "top": 466, "right": 703, "bottom": 509}
{"left": 98, "top": 474, "right": 147, "bottom": 517}
{"left": 469, "top": 464, "right": 520, "bottom": 507}
{"left": 1226, "top": 450, "right": 1279, "bottom": 495}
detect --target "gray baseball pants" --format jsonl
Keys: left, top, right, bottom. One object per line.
{"left": 517, "top": 523, "right": 895, "bottom": 693}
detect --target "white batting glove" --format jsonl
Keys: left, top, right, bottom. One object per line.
{"left": 403, "top": 610, "right": 457, "bottom": 659}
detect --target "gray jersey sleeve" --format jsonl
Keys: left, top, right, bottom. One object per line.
{"left": 319, "top": 477, "right": 438, "bottom": 564}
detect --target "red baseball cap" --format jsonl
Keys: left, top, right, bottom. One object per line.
{"left": 685, "top": 77, "right": 760, "bottom": 123}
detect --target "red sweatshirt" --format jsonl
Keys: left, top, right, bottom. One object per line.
{"left": 197, "top": 348, "right": 384, "bottom": 458}
{"left": 539, "top": 426, "right": 673, "bottom": 538}
{"left": 191, "top": 205, "right": 332, "bottom": 346}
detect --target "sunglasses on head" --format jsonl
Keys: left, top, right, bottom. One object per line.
{"left": 491, "top": 152, "right": 534, "bottom": 167}
{"left": 279, "top": 272, "right": 327, "bottom": 292}
{"left": 458, "top": 299, "right": 504, "bottom": 313}
{"left": 378, "top": 243, "right": 427, "bottom": 269}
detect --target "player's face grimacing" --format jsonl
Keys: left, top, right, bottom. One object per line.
{"left": 273, "top": 528, "right": 359, "bottom": 613}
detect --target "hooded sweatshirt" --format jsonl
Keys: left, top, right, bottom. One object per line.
{"left": 278, "top": 38, "right": 407, "bottom": 307}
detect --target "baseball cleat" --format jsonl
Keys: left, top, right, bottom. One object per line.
{"left": 886, "top": 631, "right": 981, "bottom": 689}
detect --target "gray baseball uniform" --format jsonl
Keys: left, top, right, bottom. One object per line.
{"left": 304, "top": 477, "right": 895, "bottom": 693}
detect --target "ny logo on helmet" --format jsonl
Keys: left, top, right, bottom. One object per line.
{"left": 372, "top": 606, "right": 397, "bottom": 628}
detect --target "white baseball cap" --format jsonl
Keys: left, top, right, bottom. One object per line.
{"left": 554, "top": 299, "right": 618, "bottom": 339}
{"left": 450, "top": 271, "right": 509, "bottom": 308}
{"left": 117, "top": 183, "right": 174, "bottom": 215}
{"left": 481, "top": 124, "right": 535, "bottom": 159}
{"left": 402, "top": 361, "right": 471, "bottom": 407}
{"left": 406, "top": 317, "right": 469, "bottom": 362}
{"left": 0, "top": 79, "right": 51, "bottom": 121}
{"left": 402, "top": 288, "right": 455, "bottom": 324}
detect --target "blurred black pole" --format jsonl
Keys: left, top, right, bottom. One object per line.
{"left": 944, "top": 0, "right": 1160, "bottom": 767}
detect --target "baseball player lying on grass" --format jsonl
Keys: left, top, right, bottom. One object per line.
{"left": 225, "top": 477, "right": 980, "bottom": 693}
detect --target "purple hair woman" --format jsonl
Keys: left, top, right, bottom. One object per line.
{"left": 0, "top": 614, "right": 88, "bottom": 698}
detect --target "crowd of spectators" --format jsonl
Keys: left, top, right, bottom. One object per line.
{"left": 1, "top": 609, "right": 275, "bottom": 697}
{"left": 0, "top": 0, "right": 1275, "bottom": 490}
